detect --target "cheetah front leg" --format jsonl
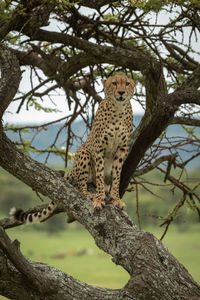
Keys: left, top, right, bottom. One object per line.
{"left": 110, "top": 147, "right": 129, "bottom": 209}
{"left": 92, "top": 149, "right": 106, "bottom": 209}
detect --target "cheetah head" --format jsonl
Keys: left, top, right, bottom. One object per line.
{"left": 102, "top": 75, "right": 136, "bottom": 104}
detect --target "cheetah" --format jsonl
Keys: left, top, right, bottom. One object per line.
{"left": 10, "top": 75, "right": 136, "bottom": 224}
{"left": 66, "top": 75, "right": 136, "bottom": 209}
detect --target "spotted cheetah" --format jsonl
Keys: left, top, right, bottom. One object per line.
{"left": 10, "top": 75, "right": 136, "bottom": 224}
{"left": 66, "top": 75, "right": 136, "bottom": 209}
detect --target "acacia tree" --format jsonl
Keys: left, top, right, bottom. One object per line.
{"left": 0, "top": 0, "right": 200, "bottom": 299}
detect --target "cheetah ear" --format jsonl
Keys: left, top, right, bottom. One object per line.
{"left": 101, "top": 79, "right": 106, "bottom": 87}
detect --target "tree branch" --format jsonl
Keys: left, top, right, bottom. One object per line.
{"left": 177, "top": 65, "right": 200, "bottom": 90}
{"left": 78, "top": 0, "right": 115, "bottom": 9}
{"left": 0, "top": 226, "right": 56, "bottom": 295}
{"left": 171, "top": 117, "right": 200, "bottom": 127}
{"left": 24, "top": 29, "right": 155, "bottom": 72}
{"left": 168, "top": 90, "right": 200, "bottom": 106}
{"left": 0, "top": 1, "right": 54, "bottom": 41}
{"left": 133, "top": 154, "right": 177, "bottom": 177}
{"left": 0, "top": 43, "right": 21, "bottom": 119}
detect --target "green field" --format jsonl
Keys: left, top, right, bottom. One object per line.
{"left": 1, "top": 224, "right": 200, "bottom": 300}
{"left": 6, "top": 226, "right": 129, "bottom": 289}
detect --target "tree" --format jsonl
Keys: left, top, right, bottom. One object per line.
{"left": 0, "top": 0, "right": 200, "bottom": 299}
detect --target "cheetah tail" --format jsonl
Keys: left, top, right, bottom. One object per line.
{"left": 9, "top": 201, "right": 56, "bottom": 224}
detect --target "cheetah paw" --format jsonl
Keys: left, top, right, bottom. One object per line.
{"left": 112, "top": 198, "right": 126, "bottom": 210}
{"left": 93, "top": 196, "right": 106, "bottom": 210}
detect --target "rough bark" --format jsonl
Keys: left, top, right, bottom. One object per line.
{"left": 0, "top": 44, "right": 21, "bottom": 119}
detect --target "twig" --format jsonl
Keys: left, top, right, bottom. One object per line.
{"left": 160, "top": 219, "right": 171, "bottom": 240}
{"left": 133, "top": 154, "right": 177, "bottom": 177}
{"left": 135, "top": 182, "right": 141, "bottom": 230}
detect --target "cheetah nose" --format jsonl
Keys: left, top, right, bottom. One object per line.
{"left": 118, "top": 90, "right": 125, "bottom": 95}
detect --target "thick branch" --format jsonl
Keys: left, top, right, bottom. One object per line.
{"left": 171, "top": 117, "right": 200, "bottom": 127}
{"left": 168, "top": 90, "right": 200, "bottom": 106}
{"left": 177, "top": 65, "right": 200, "bottom": 90}
{"left": 78, "top": 0, "right": 115, "bottom": 9}
{"left": 24, "top": 29, "right": 154, "bottom": 72}
{"left": 163, "top": 41, "right": 197, "bottom": 70}
{"left": 13, "top": 49, "right": 61, "bottom": 77}
{"left": 0, "top": 43, "right": 21, "bottom": 119}
{"left": 0, "top": 227, "right": 55, "bottom": 295}
{"left": 0, "top": 1, "right": 54, "bottom": 41}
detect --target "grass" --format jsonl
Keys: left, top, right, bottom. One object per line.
{"left": 0, "top": 224, "right": 200, "bottom": 299}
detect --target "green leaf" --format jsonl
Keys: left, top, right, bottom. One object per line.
{"left": 28, "top": 98, "right": 61, "bottom": 113}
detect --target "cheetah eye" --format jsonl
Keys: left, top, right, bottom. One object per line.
{"left": 112, "top": 82, "right": 117, "bottom": 86}
{"left": 126, "top": 82, "right": 130, "bottom": 86}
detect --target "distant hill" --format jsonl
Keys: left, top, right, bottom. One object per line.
{"left": 5, "top": 115, "right": 200, "bottom": 169}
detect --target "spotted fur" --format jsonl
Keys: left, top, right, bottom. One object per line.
{"left": 9, "top": 201, "right": 55, "bottom": 224}
{"left": 65, "top": 75, "right": 136, "bottom": 209}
